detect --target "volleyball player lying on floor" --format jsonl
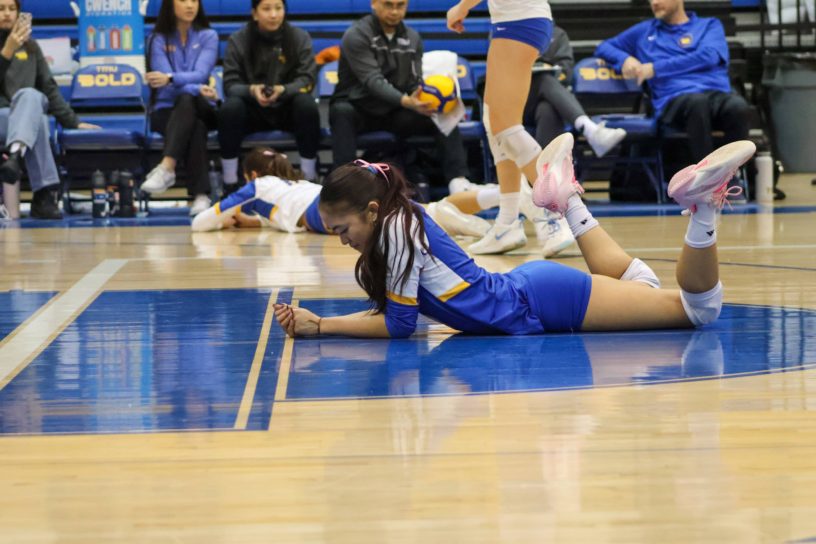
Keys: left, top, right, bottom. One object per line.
{"left": 273, "top": 133, "right": 754, "bottom": 338}
{"left": 191, "top": 147, "right": 496, "bottom": 239}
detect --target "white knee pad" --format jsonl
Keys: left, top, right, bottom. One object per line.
{"left": 482, "top": 103, "right": 509, "bottom": 164}
{"left": 620, "top": 258, "right": 661, "bottom": 289}
{"left": 495, "top": 125, "right": 542, "bottom": 168}
{"left": 680, "top": 281, "right": 723, "bottom": 327}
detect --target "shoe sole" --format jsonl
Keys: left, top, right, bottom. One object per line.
{"left": 541, "top": 236, "right": 573, "bottom": 257}
{"left": 468, "top": 231, "right": 527, "bottom": 255}
{"left": 532, "top": 132, "right": 575, "bottom": 210}
{"left": 436, "top": 203, "right": 490, "bottom": 237}
{"left": 469, "top": 238, "right": 526, "bottom": 255}
{"left": 668, "top": 141, "right": 756, "bottom": 202}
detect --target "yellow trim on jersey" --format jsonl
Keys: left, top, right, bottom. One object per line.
{"left": 269, "top": 206, "right": 279, "bottom": 220}
{"left": 437, "top": 280, "right": 471, "bottom": 302}
{"left": 387, "top": 292, "right": 418, "bottom": 306}
{"left": 214, "top": 202, "right": 222, "bottom": 215}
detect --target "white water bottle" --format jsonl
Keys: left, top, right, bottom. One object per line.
{"left": 755, "top": 152, "right": 773, "bottom": 204}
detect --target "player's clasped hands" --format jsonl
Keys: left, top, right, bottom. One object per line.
{"left": 274, "top": 303, "right": 322, "bottom": 337}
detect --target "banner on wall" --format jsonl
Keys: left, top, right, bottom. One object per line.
{"left": 78, "top": 0, "right": 145, "bottom": 71}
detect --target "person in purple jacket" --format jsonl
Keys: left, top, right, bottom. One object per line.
{"left": 141, "top": 0, "right": 219, "bottom": 216}
{"left": 595, "top": 0, "right": 750, "bottom": 167}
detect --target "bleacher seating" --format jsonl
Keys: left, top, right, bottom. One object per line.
{"left": 571, "top": 57, "right": 666, "bottom": 202}
{"left": 22, "top": 0, "right": 780, "bottom": 200}
{"left": 58, "top": 64, "right": 147, "bottom": 208}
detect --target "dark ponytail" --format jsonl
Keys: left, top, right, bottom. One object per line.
{"left": 320, "top": 162, "right": 430, "bottom": 313}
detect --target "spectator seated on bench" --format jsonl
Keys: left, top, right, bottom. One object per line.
{"left": 594, "top": 0, "right": 751, "bottom": 170}
{"left": 141, "top": 0, "right": 219, "bottom": 216}
{"left": 217, "top": 0, "right": 321, "bottom": 185}
{"left": 0, "top": 1, "right": 100, "bottom": 219}
{"left": 329, "top": 0, "right": 474, "bottom": 193}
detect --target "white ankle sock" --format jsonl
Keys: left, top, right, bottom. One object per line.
{"left": 497, "top": 192, "right": 520, "bottom": 225}
{"left": 221, "top": 158, "right": 239, "bottom": 184}
{"left": 9, "top": 142, "right": 26, "bottom": 156}
{"left": 476, "top": 186, "right": 500, "bottom": 210}
{"left": 574, "top": 115, "right": 598, "bottom": 138}
{"left": 564, "top": 193, "right": 598, "bottom": 238}
{"left": 300, "top": 157, "right": 317, "bottom": 180}
{"left": 685, "top": 203, "right": 718, "bottom": 248}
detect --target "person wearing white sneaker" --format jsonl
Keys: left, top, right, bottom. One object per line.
{"left": 425, "top": 199, "right": 490, "bottom": 238}
{"left": 144, "top": 0, "right": 219, "bottom": 204}
{"left": 189, "top": 194, "right": 212, "bottom": 216}
{"left": 271, "top": 143, "right": 756, "bottom": 339}
{"left": 448, "top": 0, "right": 567, "bottom": 258}
{"left": 443, "top": 177, "right": 573, "bottom": 256}
{"left": 518, "top": 174, "right": 574, "bottom": 256}
{"left": 141, "top": 163, "right": 177, "bottom": 194}
{"left": 448, "top": 176, "right": 496, "bottom": 195}
{"left": 523, "top": 26, "right": 627, "bottom": 159}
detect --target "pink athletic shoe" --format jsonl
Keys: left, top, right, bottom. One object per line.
{"left": 667, "top": 140, "right": 757, "bottom": 213}
{"left": 531, "top": 132, "right": 583, "bottom": 216}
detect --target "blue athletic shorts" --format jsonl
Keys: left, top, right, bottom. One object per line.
{"left": 507, "top": 261, "right": 592, "bottom": 332}
{"left": 490, "top": 17, "right": 553, "bottom": 54}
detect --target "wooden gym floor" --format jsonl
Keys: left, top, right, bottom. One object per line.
{"left": 0, "top": 174, "right": 814, "bottom": 543}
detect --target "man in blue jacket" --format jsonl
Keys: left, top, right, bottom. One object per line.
{"left": 595, "top": 0, "right": 750, "bottom": 164}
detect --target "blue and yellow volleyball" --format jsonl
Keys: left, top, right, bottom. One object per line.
{"left": 419, "top": 74, "right": 458, "bottom": 114}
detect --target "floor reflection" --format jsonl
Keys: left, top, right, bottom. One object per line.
{"left": 288, "top": 302, "right": 816, "bottom": 399}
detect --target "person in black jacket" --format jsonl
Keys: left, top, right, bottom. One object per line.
{"left": 0, "top": 0, "right": 99, "bottom": 219}
{"left": 329, "top": 0, "right": 472, "bottom": 192}
{"left": 217, "top": 0, "right": 320, "bottom": 183}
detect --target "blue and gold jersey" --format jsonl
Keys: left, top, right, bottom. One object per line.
{"left": 382, "top": 208, "right": 592, "bottom": 338}
{"left": 215, "top": 176, "right": 324, "bottom": 233}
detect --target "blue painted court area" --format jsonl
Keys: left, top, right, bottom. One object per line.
{"left": 0, "top": 289, "right": 287, "bottom": 436}
{"left": 287, "top": 300, "right": 816, "bottom": 399}
{"left": 0, "top": 290, "right": 56, "bottom": 340}
{"left": 1, "top": 291, "right": 814, "bottom": 436}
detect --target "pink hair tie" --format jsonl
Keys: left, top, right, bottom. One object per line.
{"left": 353, "top": 159, "right": 391, "bottom": 182}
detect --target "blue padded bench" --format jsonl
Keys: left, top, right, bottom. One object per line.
{"left": 571, "top": 57, "right": 666, "bottom": 202}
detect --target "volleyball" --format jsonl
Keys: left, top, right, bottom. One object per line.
{"left": 418, "top": 74, "right": 458, "bottom": 114}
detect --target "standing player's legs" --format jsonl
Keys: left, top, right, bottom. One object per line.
{"left": 469, "top": 35, "right": 543, "bottom": 255}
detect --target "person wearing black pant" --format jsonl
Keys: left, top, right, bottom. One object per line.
{"left": 659, "top": 91, "right": 750, "bottom": 164}
{"left": 595, "top": 0, "right": 754, "bottom": 194}
{"left": 140, "top": 0, "right": 219, "bottom": 216}
{"left": 522, "top": 26, "right": 626, "bottom": 158}
{"left": 218, "top": 0, "right": 320, "bottom": 186}
{"left": 329, "top": 0, "right": 472, "bottom": 192}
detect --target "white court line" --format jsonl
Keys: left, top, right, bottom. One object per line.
{"left": 234, "top": 289, "right": 279, "bottom": 430}
{"left": 272, "top": 299, "right": 298, "bottom": 412}
{"left": 0, "top": 259, "right": 128, "bottom": 390}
